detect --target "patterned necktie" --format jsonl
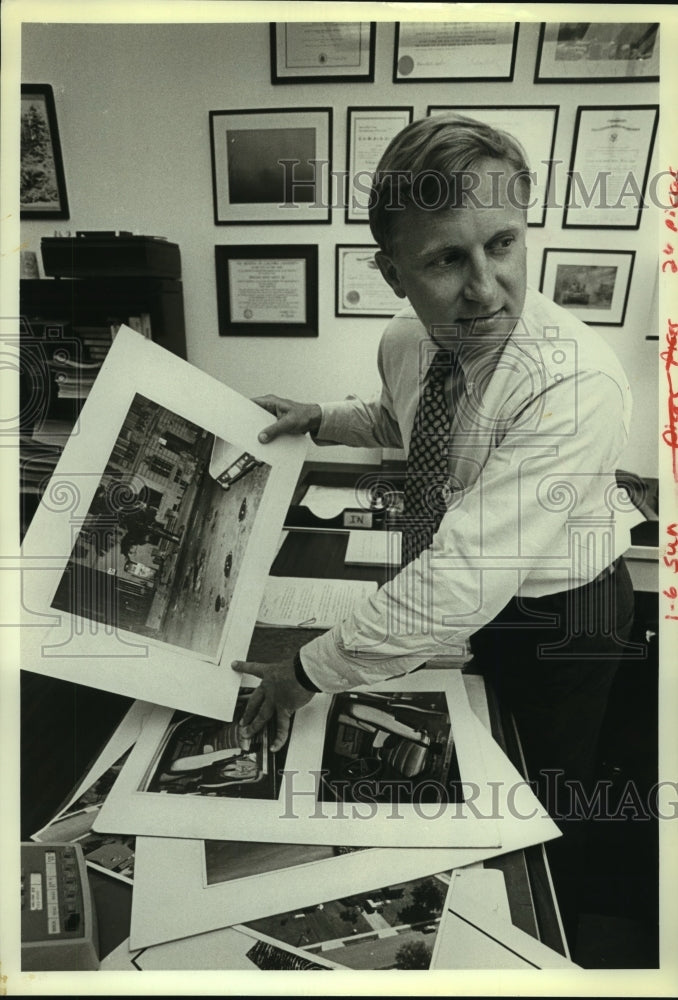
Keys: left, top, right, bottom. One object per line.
{"left": 400, "top": 347, "right": 456, "bottom": 567}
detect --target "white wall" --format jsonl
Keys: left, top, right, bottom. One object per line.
{"left": 21, "top": 19, "right": 660, "bottom": 475}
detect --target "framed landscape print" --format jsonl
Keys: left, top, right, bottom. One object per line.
{"left": 540, "top": 249, "right": 635, "bottom": 327}
{"left": 20, "top": 84, "right": 69, "bottom": 218}
{"left": 209, "top": 107, "right": 332, "bottom": 224}
{"left": 535, "top": 22, "right": 659, "bottom": 83}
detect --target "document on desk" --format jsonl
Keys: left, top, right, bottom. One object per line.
{"left": 344, "top": 529, "right": 402, "bottom": 565}
{"left": 256, "top": 576, "right": 377, "bottom": 629}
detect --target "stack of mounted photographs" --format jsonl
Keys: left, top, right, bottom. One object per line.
{"left": 30, "top": 674, "right": 565, "bottom": 969}
{"left": 23, "top": 327, "right": 567, "bottom": 971}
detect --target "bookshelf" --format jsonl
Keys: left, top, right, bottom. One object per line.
{"left": 20, "top": 269, "right": 187, "bottom": 538}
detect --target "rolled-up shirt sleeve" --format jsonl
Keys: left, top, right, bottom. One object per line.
{"left": 299, "top": 369, "right": 630, "bottom": 692}
{"left": 313, "top": 337, "right": 404, "bottom": 450}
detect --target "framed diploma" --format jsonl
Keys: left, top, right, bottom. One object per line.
{"left": 209, "top": 108, "right": 332, "bottom": 224}
{"left": 270, "top": 22, "right": 376, "bottom": 83}
{"left": 335, "top": 245, "right": 405, "bottom": 318}
{"left": 539, "top": 249, "right": 635, "bottom": 327}
{"left": 345, "top": 106, "right": 413, "bottom": 223}
{"left": 215, "top": 245, "right": 318, "bottom": 337}
{"left": 563, "top": 105, "right": 659, "bottom": 230}
{"left": 393, "top": 22, "right": 519, "bottom": 82}
{"left": 427, "top": 105, "right": 559, "bottom": 227}
{"left": 535, "top": 22, "right": 659, "bottom": 83}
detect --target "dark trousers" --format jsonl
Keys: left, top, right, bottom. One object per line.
{"left": 470, "top": 557, "right": 636, "bottom": 946}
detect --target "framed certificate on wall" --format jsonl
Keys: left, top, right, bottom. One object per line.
{"left": 394, "top": 22, "right": 519, "bottom": 82}
{"left": 563, "top": 105, "right": 659, "bottom": 229}
{"left": 215, "top": 245, "right": 318, "bottom": 337}
{"left": 335, "top": 245, "right": 405, "bottom": 318}
{"left": 345, "top": 107, "right": 413, "bottom": 223}
{"left": 271, "top": 22, "right": 376, "bottom": 83}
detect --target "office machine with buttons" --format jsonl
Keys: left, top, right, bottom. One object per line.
{"left": 21, "top": 842, "right": 99, "bottom": 971}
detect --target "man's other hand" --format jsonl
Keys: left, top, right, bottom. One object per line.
{"left": 253, "top": 394, "right": 322, "bottom": 443}
{"left": 231, "top": 658, "right": 316, "bottom": 752}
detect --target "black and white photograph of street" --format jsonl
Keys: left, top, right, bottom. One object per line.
{"left": 51, "top": 393, "right": 271, "bottom": 660}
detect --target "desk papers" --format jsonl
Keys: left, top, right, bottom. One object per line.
{"left": 344, "top": 529, "right": 402, "bottom": 566}
{"left": 256, "top": 576, "right": 377, "bottom": 629}
{"left": 20, "top": 327, "right": 306, "bottom": 720}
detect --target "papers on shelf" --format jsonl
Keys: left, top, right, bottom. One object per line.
{"left": 344, "top": 529, "right": 402, "bottom": 566}
{"left": 256, "top": 576, "right": 377, "bottom": 629}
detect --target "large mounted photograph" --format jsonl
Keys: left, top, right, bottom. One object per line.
{"left": 50, "top": 393, "right": 271, "bottom": 659}
{"left": 270, "top": 22, "right": 375, "bottom": 83}
{"left": 427, "top": 106, "right": 559, "bottom": 228}
{"left": 209, "top": 107, "right": 332, "bottom": 224}
{"left": 20, "top": 83, "right": 69, "bottom": 218}
{"left": 535, "top": 22, "right": 659, "bottom": 83}
{"left": 94, "top": 671, "right": 502, "bottom": 849}
{"left": 539, "top": 249, "right": 635, "bottom": 327}
{"left": 393, "top": 22, "right": 519, "bottom": 82}
{"left": 20, "top": 327, "right": 307, "bottom": 719}
{"left": 215, "top": 244, "right": 318, "bottom": 337}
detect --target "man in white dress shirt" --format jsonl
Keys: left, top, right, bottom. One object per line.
{"left": 232, "top": 115, "right": 637, "bottom": 938}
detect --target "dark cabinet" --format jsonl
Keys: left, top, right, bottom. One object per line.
{"left": 19, "top": 271, "right": 187, "bottom": 538}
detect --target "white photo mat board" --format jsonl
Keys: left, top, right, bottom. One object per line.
{"left": 102, "top": 924, "right": 345, "bottom": 971}
{"left": 431, "top": 868, "right": 579, "bottom": 969}
{"left": 31, "top": 699, "right": 153, "bottom": 886}
{"left": 128, "top": 708, "right": 560, "bottom": 948}
{"left": 20, "top": 327, "right": 307, "bottom": 720}
{"left": 95, "top": 670, "right": 500, "bottom": 849}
